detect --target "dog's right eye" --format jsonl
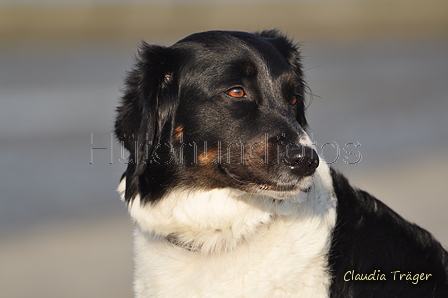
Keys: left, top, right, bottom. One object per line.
{"left": 226, "top": 88, "right": 246, "bottom": 98}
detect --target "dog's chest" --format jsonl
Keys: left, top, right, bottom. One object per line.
{"left": 133, "top": 216, "right": 332, "bottom": 298}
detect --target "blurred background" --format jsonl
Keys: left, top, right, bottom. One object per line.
{"left": 1, "top": 0, "right": 447, "bottom": 297}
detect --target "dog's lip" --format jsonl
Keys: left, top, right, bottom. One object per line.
{"left": 218, "top": 165, "right": 297, "bottom": 192}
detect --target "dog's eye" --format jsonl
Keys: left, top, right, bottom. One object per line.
{"left": 289, "top": 96, "right": 298, "bottom": 105}
{"left": 226, "top": 88, "right": 246, "bottom": 98}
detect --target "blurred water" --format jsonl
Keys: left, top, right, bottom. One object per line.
{"left": 0, "top": 44, "right": 135, "bottom": 232}
{"left": 1, "top": 38, "right": 447, "bottom": 235}
{"left": 304, "top": 41, "right": 448, "bottom": 164}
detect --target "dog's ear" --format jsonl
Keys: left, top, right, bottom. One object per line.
{"left": 256, "top": 30, "right": 308, "bottom": 129}
{"left": 115, "top": 42, "right": 177, "bottom": 202}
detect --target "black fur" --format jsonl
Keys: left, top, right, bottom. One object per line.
{"left": 115, "top": 30, "right": 448, "bottom": 297}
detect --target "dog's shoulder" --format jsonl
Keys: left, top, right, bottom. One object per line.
{"left": 329, "top": 169, "right": 448, "bottom": 297}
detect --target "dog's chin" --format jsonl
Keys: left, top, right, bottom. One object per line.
{"left": 219, "top": 165, "right": 314, "bottom": 200}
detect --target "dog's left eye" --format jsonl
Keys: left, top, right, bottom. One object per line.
{"left": 289, "top": 96, "right": 298, "bottom": 105}
{"left": 226, "top": 88, "right": 246, "bottom": 98}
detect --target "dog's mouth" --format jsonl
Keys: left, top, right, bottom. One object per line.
{"left": 218, "top": 164, "right": 305, "bottom": 193}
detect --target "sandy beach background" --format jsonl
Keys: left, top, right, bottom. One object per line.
{"left": 1, "top": 1, "right": 447, "bottom": 297}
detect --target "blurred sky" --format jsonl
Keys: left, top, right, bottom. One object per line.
{"left": 1, "top": 1, "right": 447, "bottom": 297}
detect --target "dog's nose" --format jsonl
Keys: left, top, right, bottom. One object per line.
{"left": 284, "top": 146, "right": 319, "bottom": 177}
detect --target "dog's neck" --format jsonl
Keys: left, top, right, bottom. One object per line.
{"left": 161, "top": 197, "right": 295, "bottom": 253}
{"left": 119, "top": 162, "right": 336, "bottom": 255}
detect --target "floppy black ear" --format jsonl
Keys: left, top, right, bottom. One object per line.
{"left": 256, "top": 30, "right": 308, "bottom": 129}
{"left": 115, "top": 42, "right": 177, "bottom": 202}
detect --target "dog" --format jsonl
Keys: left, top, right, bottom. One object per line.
{"left": 114, "top": 30, "right": 448, "bottom": 297}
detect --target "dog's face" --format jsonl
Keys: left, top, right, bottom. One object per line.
{"left": 115, "top": 30, "right": 319, "bottom": 203}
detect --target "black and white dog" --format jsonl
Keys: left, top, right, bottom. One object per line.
{"left": 115, "top": 30, "right": 448, "bottom": 297}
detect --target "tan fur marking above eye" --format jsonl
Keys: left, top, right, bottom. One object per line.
{"left": 285, "top": 74, "right": 297, "bottom": 90}
{"left": 244, "top": 62, "right": 257, "bottom": 76}
{"left": 175, "top": 125, "right": 184, "bottom": 141}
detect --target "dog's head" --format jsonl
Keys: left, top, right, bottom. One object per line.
{"left": 115, "top": 30, "right": 319, "bottom": 204}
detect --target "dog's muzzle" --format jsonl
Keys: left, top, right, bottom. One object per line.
{"left": 284, "top": 146, "right": 319, "bottom": 177}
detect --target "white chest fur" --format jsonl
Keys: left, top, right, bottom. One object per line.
{"left": 119, "top": 163, "right": 337, "bottom": 298}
